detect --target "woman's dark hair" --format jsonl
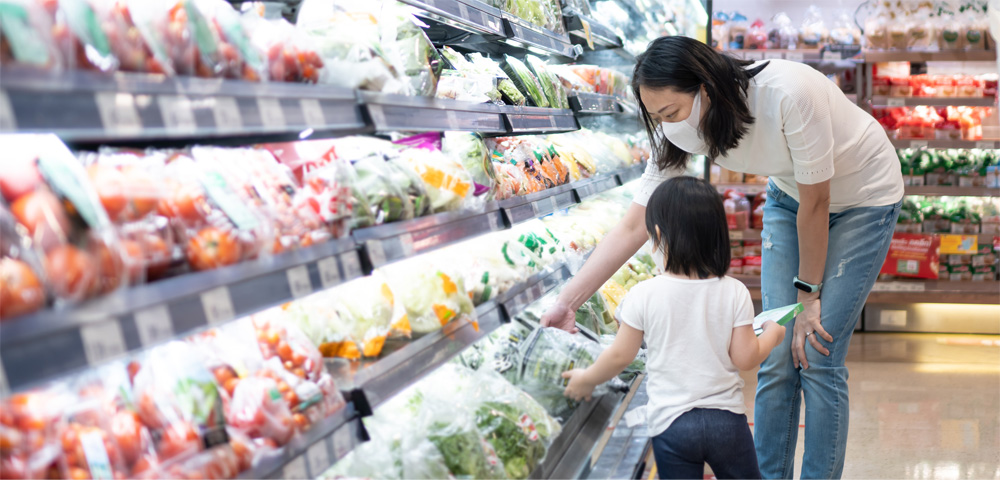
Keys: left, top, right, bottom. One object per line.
{"left": 633, "top": 36, "right": 767, "bottom": 171}
{"left": 645, "top": 176, "right": 730, "bottom": 279}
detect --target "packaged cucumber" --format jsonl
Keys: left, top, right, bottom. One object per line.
{"left": 525, "top": 55, "right": 567, "bottom": 109}
{"left": 502, "top": 55, "right": 548, "bottom": 108}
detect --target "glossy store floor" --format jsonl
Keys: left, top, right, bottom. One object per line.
{"left": 734, "top": 332, "right": 1000, "bottom": 480}
{"left": 643, "top": 332, "right": 1000, "bottom": 479}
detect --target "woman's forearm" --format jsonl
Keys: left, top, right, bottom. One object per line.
{"left": 558, "top": 203, "right": 650, "bottom": 311}
{"left": 796, "top": 196, "right": 829, "bottom": 301}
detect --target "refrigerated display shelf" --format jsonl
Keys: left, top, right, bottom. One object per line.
{"left": 904, "top": 185, "right": 999, "bottom": 197}
{"left": 497, "top": 261, "right": 576, "bottom": 320}
{"left": 586, "top": 375, "right": 651, "bottom": 480}
{"left": 569, "top": 92, "right": 623, "bottom": 115}
{"left": 871, "top": 96, "right": 997, "bottom": 107}
{"left": 734, "top": 276, "right": 999, "bottom": 305}
{"left": 500, "top": 183, "right": 579, "bottom": 225}
{"left": 503, "top": 105, "right": 580, "bottom": 133}
{"left": 863, "top": 50, "right": 998, "bottom": 63}
{"left": 891, "top": 139, "right": 1000, "bottom": 149}
{"left": 562, "top": 11, "right": 625, "bottom": 49}
{"left": 616, "top": 162, "right": 645, "bottom": 184}
{"left": 362, "top": 92, "right": 507, "bottom": 134}
{"left": 248, "top": 402, "right": 368, "bottom": 480}
{"left": 401, "top": 0, "right": 506, "bottom": 37}
{"left": 499, "top": 14, "right": 580, "bottom": 60}
{"left": 0, "top": 237, "right": 361, "bottom": 391}
{"left": 573, "top": 174, "right": 624, "bottom": 201}
{"left": 352, "top": 301, "right": 504, "bottom": 408}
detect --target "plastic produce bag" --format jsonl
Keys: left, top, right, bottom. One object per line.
{"left": 54, "top": 0, "right": 120, "bottom": 72}
{"left": 468, "top": 53, "right": 525, "bottom": 106}
{"left": 0, "top": 204, "right": 48, "bottom": 320}
{"left": 196, "top": 0, "right": 267, "bottom": 81}
{"left": 443, "top": 132, "right": 499, "bottom": 203}
{"left": 394, "top": 132, "right": 477, "bottom": 213}
{"left": 503, "top": 55, "right": 548, "bottom": 107}
{"left": 385, "top": 157, "right": 432, "bottom": 218}
{"left": 351, "top": 154, "right": 415, "bottom": 223}
{"left": 548, "top": 64, "right": 595, "bottom": 93}
{"left": 243, "top": 13, "right": 322, "bottom": 83}
{"left": 265, "top": 140, "right": 357, "bottom": 238}
{"left": 525, "top": 55, "right": 568, "bottom": 109}
{"left": 379, "top": 255, "right": 476, "bottom": 335}
{"left": 127, "top": 0, "right": 225, "bottom": 77}
{"left": 439, "top": 46, "right": 503, "bottom": 104}
{"left": 1, "top": 135, "right": 127, "bottom": 305}
{"left": 0, "top": 0, "right": 64, "bottom": 69}
{"left": 513, "top": 327, "right": 611, "bottom": 419}
{"left": 327, "top": 273, "right": 400, "bottom": 359}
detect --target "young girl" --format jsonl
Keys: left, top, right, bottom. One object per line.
{"left": 562, "top": 176, "right": 786, "bottom": 480}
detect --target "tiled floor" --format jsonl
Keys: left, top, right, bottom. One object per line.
{"left": 738, "top": 332, "right": 1000, "bottom": 480}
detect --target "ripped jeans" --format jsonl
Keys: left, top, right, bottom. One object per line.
{"left": 754, "top": 181, "right": 900, "bottom": 479}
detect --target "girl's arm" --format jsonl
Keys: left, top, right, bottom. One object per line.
{"left": 562, "top": 324, "right": 644, "bottom": 402}
{"left": 729, "top": 321, "right": 786, "bottom": 371}
{"left": 542, "top": 203, "right": 649, "bottom": 332}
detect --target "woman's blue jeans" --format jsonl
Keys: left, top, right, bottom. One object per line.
{"left": 754, "top": 181, "right": 900, "bottom": 479}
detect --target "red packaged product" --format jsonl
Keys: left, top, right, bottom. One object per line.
{"left": 0, "top": 205, "right": 47, "bottom": 320}
{"left": 0, "top": 0, "right": 65, "bottom": 70}
{"left": 889, "top": 77, "right": 913, "bottom": 97}
{"left": 933, "top": 75, "right": 956, "bottom": 97}
{"left": 743, "top": 255, "right": 763, "bottom": 275}
{"left": 244, "top": 14, "right": 322, "bottom": 83}
{"left": 872, "top": 76, "right": 891, "bottom": 96}
{"left": 0, "top": 388, "right": 69, "bottom": 479}
{"left": 195, "top": 0, "right": 267, "bottom": 81}
{"left": 126, "top": 0, "right": 227, "bottom": 77}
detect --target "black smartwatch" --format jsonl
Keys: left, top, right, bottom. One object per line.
{"left": 793, "top": 276, "right": 822, "bottom": 293}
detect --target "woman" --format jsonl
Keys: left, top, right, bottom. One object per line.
{"left": 542, "top": 36, "right": 903, "bottom": 479}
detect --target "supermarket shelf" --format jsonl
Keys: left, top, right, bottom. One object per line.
{"left": 715, "top": 183, "right": 768, "bottom": 195}
{"left": 499, "top": 14, "right": 580, "bottom": 60}
{"left": 354, "top": 204, "right": 506, "bottom": 269}
{"left": 353, "top": 301, "right": 503, "bottom": 408}
{"left": 904, "top": 185, "right": 999, "bottom": 197}
{"left": 563, "top": 11, "right": 624, "bottom": 49}
{"left": 734, "top": 276, "right": 999, "bottom": 305}
{"left": 0, "top": 68, "right": 367, "bottom": 145}
{"left": 500, "top": 183, "right": 579, "bottom": 224}
{"left": 362, "top": 92, "right": 507, "bottom": 134}
{"left": 401, "top": 0, "right": 505, "bottom": 37}
{"left": 247, "top": 402, "right": 368, "bottom": 480}
{"left": 0, "top": 237, "right": 362, "bottom": 391}
{"left": 730, "top": 229, "right": 762, "bottom": 241}
{"left": 586, "top": 376, "right": 651, "bottom": 480}
{"left": 863, "top": 50, "right": 998, "bottom": 63}
{"left": 498, "top": 262, "right": 574, "bottom": 320}
{"left": 502, "top": 105, "right": 580, "bottom": 133}
{"left": 729, "top": 48, "right": 862, "bottom": 63}
{"left": 871, "top": 96, "right": 997, "bottom": 107}
{"left": 891, "top": 139, "right": 1000, "bottom": 149}
{"left": 616, "top": 162, "right": 646, "bottom": 185}
{"left": 569, "top": 92, "right": 623, "bottom": 115}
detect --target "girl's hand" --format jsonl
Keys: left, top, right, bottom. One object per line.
{"left": 562, "top": 369, "right": 595, "bottom": 402}
{"left": 792, "top": 298, "right": 833, "bottom": 369}
{"left": 542, "top": 301, "right": 579, "bottom": 333}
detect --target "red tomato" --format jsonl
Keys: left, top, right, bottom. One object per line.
{"left": 121, "top": 167, "right": 160, "bottom": 220}
{"left": 0, "top": 156, "right": 42, "bottom": 202}
{"left": 44, "top": 245, "right": 97, "bottom": 300}
{"left": 87, "top": 164, "right": 127, "bottom": 220}
{"left": 91, "top": 240, "right": 125, "bottom": 295}
{"left": 157, "top": 422, "right": 199, "bottom": 460}
{"left": 11, "top": 190, "right": 70, "bottom": 250}
{"left": 0, "top": 258, "right": 45, "bottom": 319}
{"left": 111, "top": 410, "right": 144, "bottom": 467}
{"left": 158, "top": 182, "right": 206, "bottom": 222}
{"left": 186, "top": 227, "right": 241, "bottom": 271}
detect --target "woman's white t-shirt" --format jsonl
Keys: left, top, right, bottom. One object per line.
{"left": 633, "top": 59, "right": 904, "bottom": 213}
{"left": 617, "top": 274, "right": 755, "bottom": 437}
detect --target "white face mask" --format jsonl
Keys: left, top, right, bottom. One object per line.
{"left": 657, "top": 91, "right": 709, "bottom": 156}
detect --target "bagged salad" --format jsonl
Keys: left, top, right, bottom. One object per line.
{"left": 379, "top": 255, "right": 476, "bottom": 335}
{"left": 502, "top": 55, "right": 548, "bottom": 107}
{"left": 394, "top": 132, "right": 477, "bottom": 213}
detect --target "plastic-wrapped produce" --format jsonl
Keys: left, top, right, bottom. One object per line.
{"left": 196, "top": 0, "right": 266, "bottom": 81}
{"left": 799, "top": 5, "right": 827, "bottom": 48}
{"left": 770, "top": 12, "right": 798, "bottom": 49}
{"left": 265, "top": 140, "right": 358, "bottom": 238}
{"left": 326, "top": 274, "right": 400, "bottom": 359}
{"left": 351, "top": 154, "right": 415, "bottom": 224}
{"left": 439, "top": 46, "right": 502, "bottom": 104}
{"left": 127, "top": 0, "right": 227, "bottom": 77}
{"left": 379, "top": 255, "right": 476, "bottom": 334}
{"left": 513, "top": 327, "right": 609, "bottom": 419}
{"left": 378, "top": 4, "right": 442, "bottom": 96}
{"left": 1, "top": 135, "right": 127, "bottom": 305}
{"left": 526, "top": 55, "right": 568, "bottom": 109}
{"left": 502, "top": 55, "right": 549, "bottom": 108}
{"left": 0, "top": 0, "right": 64, "bottom": 69}
{"left": 393, "top": 132, "right": 477, "bottom": 213}
{"left": 0, "top": 205, "right": 47, "bottom": 320}
{"left": 443, "top": 132, "right": 500, "bottom": 203}
{"left": 54, "top": 0, "right": 121, "bottom": 72}
{"left": 243, "top": 13, "right": 322, "bottom": 83}
{"left": 467, "top": 53, "right": 526, "bottom": 107}
{"left": 499, "top": 0, "right": 565, "bottom": 34}
{"left": 548, "top": 65, "right": 595, "bottom": 93}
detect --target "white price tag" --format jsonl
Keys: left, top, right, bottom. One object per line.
{"left": 0, "top": 91, "right": 16, "bottom": 130}
{"left": 341, "top": 254, "right": 363, "bottom": 280}
{"left": 201, "top": 287, "right": 236, "bottom": 325}
{"left": 286, "top": 265, "right": 313, "bottom": 298}
{"left": 367, "top": 105, "right": 386, "bottom": 127}
{"left": 95, "top": 92, "right": 142, "bottom": 135}
{"left": 283, "top": 456, "right": 308, "bottom": 480}
{"left": 367, "top": 240, "right": 387, "bottom": 267}
{"left": 331, "top": 426, "right": 353, "bottom": 459}
{"left": 80, "top": 320, "right": 127, "bottom": 366}
{"left": 134, "top": 305, "right": 174, "bottom": 347}
{"left": 743, "top": 51, "right": 764, "bottom": 61}
{"left": 257, "top": 97, "right": 286, "bottom": 128}
{"left": 212, "top": 97, "right": 242, "bottom": 131}
{"left": 306, "top": 441, "right": 331, "bottom": 476}
{"left": 730, "top": 230, "right": 744, "bottom": 241}
{"left": 975, "top": 141, "right": 994, "bottom": 149}
{"left": 317, "top": 256, "right": 341, "bottom": 288}
{"left": 489, "top": 213, "right": 503, "bottom": 231}
{"left": 910, "top": 140, "right": 929, "bottom": 149}
{"left": 445, "top": 109, "right": 460, "bottom": 129}
{"left": 785, "top": 52, "right": 804, "bottom": 62}
{"left": 764, "top": 52, "right": 783, "bottom": 60}
{"left": 399, "top": 233, "right": 415, "bottom": 257}
{"left": 300, "top": 98, "right": 326, "bottom": 126}
{"left": 158, "top": 95, "right": 198, "bottom": 134}
{"left": 886, "top": 97, "right": 906, "bottom": 107}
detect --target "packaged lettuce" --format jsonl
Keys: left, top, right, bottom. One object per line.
{"left": 443, "top": 132, "right": 499, "bottom": 203}
{"left": 525, "top": 55, "right": 568, "bottom": 109}
{"left": 502, "top": 55, "right": 548, "bottom": 107}
{"left": 467, "top": 52, "right": 525, "bottom": 106}
{"left": 379, "top": 256, "right": 475, "bottom": 335}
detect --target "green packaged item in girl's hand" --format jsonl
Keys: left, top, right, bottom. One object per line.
{"left": 752, "top": 303, "right": 802, "bottom": 336}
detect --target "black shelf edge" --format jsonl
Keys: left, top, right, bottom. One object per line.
{"left": 569, "top": 93, "right": 622, "bottom": 115}
{"left": 572, "top": 174, "right": 622, "bottom": 201}
{"left": 563, "top": 12, "right": 624, "bottom": 49}
{"left": 0, "top": 237, "right": 362, "bottom": 391}
{"left": 586, "top": 375, "right": 650, "bottom": 480}
{"left": 497, "top": 262, "right": 574, "bottom": 320}
{"left": 502, "top": 105, "right": 580, "bottom": 134}
{"left": 615, "top": 163, "right": 645, "bottom": 184}
{"left": 891, "top": 139, "right": 1000, "bottom": 150}
{"left": 499, "top": 14, "right": 580, "bottom": 60}
{"left": 362, "top": 92, "right": 507, "bottom": 134}
{"left": 401, "top": 0, "right": 505, "bottom": 37}
{"left": 354, "top": 205, "right": 506, "bottom": 269}
{"left": 244, "top": 402, "right": 367, "bottom": 480}
{"left": 498, "top": 164, "right": 637, "bottom": 226}
{"left": 352, "top": 303, "right": 503, "bottom": 408}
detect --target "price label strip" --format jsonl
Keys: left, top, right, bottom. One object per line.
{"left": 306, "top": 440, "right": 331, "bottom": 477}
{"left": 317, "top": 256, "right": 342, "bottom": 289}
{"left": 366, "top": 240, "right": 388, "bottom": 267}
{"left": 134, "top": 305, "right": 174, "bottom": 347}
{"left": 331, "top": 425, "right": 354, "bottom": 460}
{"left": 300, "top": 98, "right": 326, "bottom": 126}
{"left": 341, "top": 253, "right": 364, "bottom": 280}
{"left": 975, "top": 141, "right": 995, "bottom": 149}
{"left": 399, "top": 233, "right": 415, "bottom": 257}
{"left": 0, "top": 358, "right": 10, "bottom": 397}
{"left": 764, "top": 51, "right": 783, "bottom": 60}
{"left": 910, "top": 140, "right": 929, "bottom": 149}
{"left": 95, "top": 92, "right": 142, "bottom": 135}
{"left": 213, "top": 97, "right": 242, "bottom": 131}
{"left": 785, "top": 52, "right": 805, "bottom": 62}
{"left": 257, "top": 97, "right": 286, "bottom": 129}
{"left": 201, "top": 287, "right": 236, "bottom": 325}
{"left": 80, "top": 320, "right": 127, "bottom": 366}
{"left": 286, "top": 265, "right": 313, "bottom": 298}
{"left": 0, "top": 91, "right": 16, "bottom": 130}
{"left": 445, "top": 109, "right": 460, "bottom": 129}
{"left": 282, "top": 456, "right": 308, "bottom": 480}
{"left": 158, "top": 95, "right": 198, "bottom": 134}
{"left": 886, "top": 97, "right": 906, "bottom": 107}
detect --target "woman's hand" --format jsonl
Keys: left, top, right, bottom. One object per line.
{"left": 541, "top": 300, "right": 579, "bottom": 333}
{"left": 562, "top": 369, "right": 595, "bottom": 402}
{"left": 792, "top": 297, "right": 832, "bottom": 369}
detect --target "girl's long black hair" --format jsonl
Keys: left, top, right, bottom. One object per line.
{"left": 632, "top": 36, "right": 767, "bottom": 171}
{"left": 645, "top": 176, "right": 730, "bottom": 279}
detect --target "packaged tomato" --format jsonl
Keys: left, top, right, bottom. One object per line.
{"left": 0, "top": 205, "right": 48, "bottom": 320}
{"left": 0, "top": 0, "right": 64, "bottom": 69}
{"left": 0, "top": 135, "right": 127, "bottom": 305}
{"left": 0, "top": 387, "right": 70, "bottom": 479}
{"left": 127, "top": 0, "right": 225, "bottom": 77}
{"left": 194, "top": 0, "right": 266, "bottom": 81}
{"left": 50, "top": 0, "right": 121, "bottom": 72}
{"left": 156, "top": 150, "right": 273, "bottom": 271}
{"left": 242, "top": 13, "right": 322, "bottom": 83}
{"left": 55, "top": 372, "right": 133, "bottom": 480}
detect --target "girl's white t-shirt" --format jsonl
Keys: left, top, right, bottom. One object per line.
{"left": 633, "top": 59, "right": 904, "bottom": 213}
{"left": 617, "top": 275, "right": 755, "bottom": 437}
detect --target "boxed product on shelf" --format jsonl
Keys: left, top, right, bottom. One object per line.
{"left": 862, "top": 2, "right": 992, "bottom": 52}
{"left": 723, "top": 190, "right": 751, "bottom": 230}
{"left": 896, "top": 199, "right": 924, "bottom": 233}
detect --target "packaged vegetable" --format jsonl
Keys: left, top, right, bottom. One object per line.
{"left": 379, "top": 255, "right": 476, "bottom": 335}
{"left": 394, "top": 132, "right": 477, "bottom": 213}
{"left": 265, "top": 140, "right": 357, "bottom": 239}
{"left": 351, "top": 154, "right": 415, "bottom": 223}
{"left": 439, "top": 47, "right": 503, "bottom": 104}
{"left": 243, "top": 12, "right": 322, "bottom": 83}
{"left": 195, "top": 0, "right": 266, "bottom": 81}
{"left": 0, "top": 204, "right": 47, "bottom": 320}
{"left": 54, "top": 0, "right": 120, "bottom": 72}
{"left": 0, "top": 0, "right": 64, "bottom": 69}
{"left": 127, "top": 0, "right": 224, "bottom": 77}
{"left": 525, "top": 55, "right": 568, "bottom": 109}
{"left": 1, "top": 135, "right": 127, "bottom": 305}
{"left": 513, "top": 327, "right": 612, "bottom": 419}
{"left": 443, "top": 132, "right": 500, "bottom": 203}
{"left": 326, "top": 273, "right": 400, "bottom": 359}
{"left": 502, "top": 55, "right": 548, "bottom": 108}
